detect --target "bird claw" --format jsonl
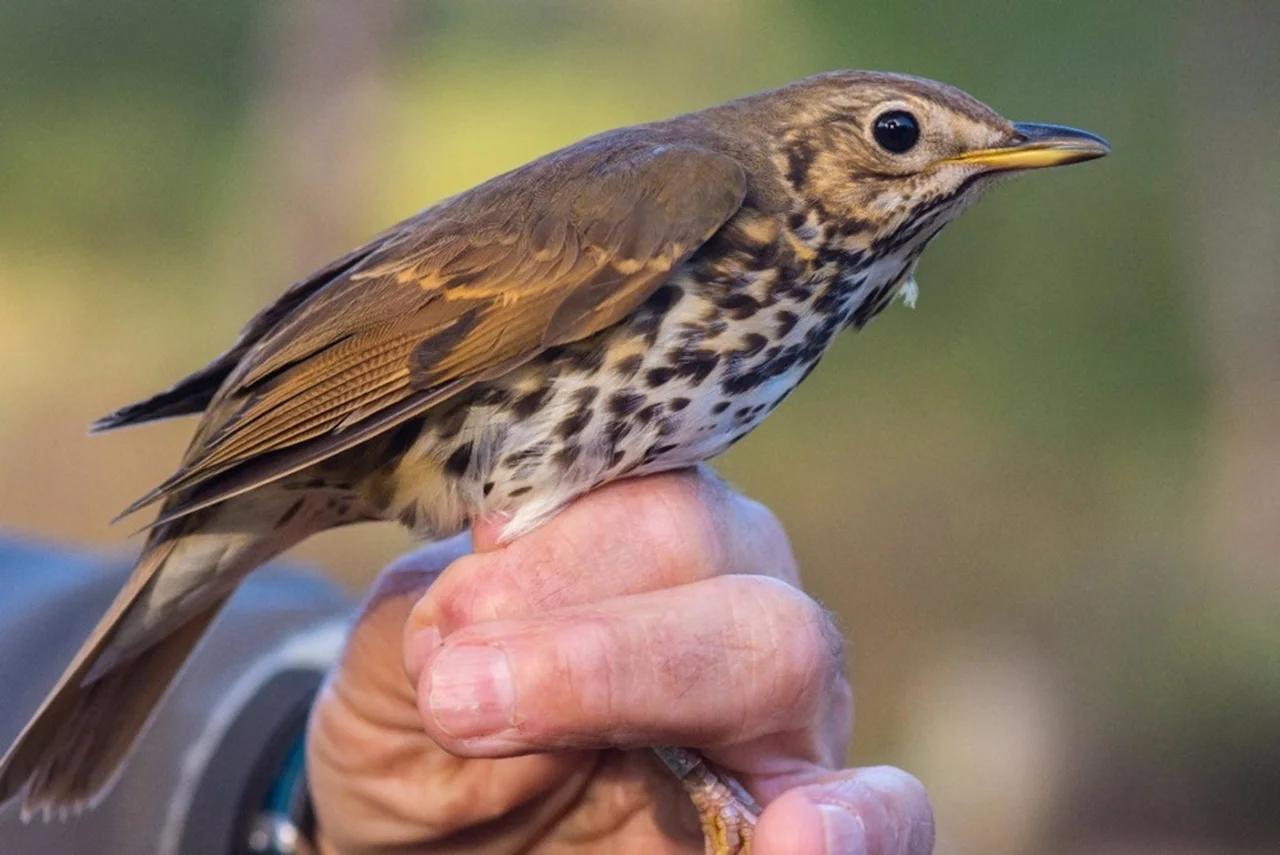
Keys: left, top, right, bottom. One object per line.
{"left": 690, "top": 783, "right": 757, "bottom": 854}
{"left": 654, "top": 746, "right": 760, "bottom": 854}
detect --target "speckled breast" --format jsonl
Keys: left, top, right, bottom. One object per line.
{"left": 384, "top": 209, "right": 918, "bottom": 539}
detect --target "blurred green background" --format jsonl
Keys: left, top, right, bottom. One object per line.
{"left": 2, "top": 1, "right": 1277, "bottom": 852}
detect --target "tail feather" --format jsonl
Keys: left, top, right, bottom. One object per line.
{"left": 0, "top": 484, "right": 341, "bottom": 815}
{"left": 90, "top": 383, "right": 220, "bottom": 433}
{"left": 7, "top": 596, "right": 228, "bottom": 818}
{"left": 0, "top": 537, "right": 179, "bottom": 813}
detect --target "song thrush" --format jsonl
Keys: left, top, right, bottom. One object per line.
{"left": 0, "top": 70, "right": 1107, "bottom": 852}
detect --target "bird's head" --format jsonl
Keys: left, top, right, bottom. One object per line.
{"left": 747, "top": 71, "right": 1110, "bottom": 252}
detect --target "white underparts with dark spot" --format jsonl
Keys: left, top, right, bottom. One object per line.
{"left": 384, "top": 233, "right": 922, "bottom": 541}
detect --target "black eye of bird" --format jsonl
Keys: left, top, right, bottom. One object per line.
{"left": 872, "top": 110, "right": 920, "bottom": 154}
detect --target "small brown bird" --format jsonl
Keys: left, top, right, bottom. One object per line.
{"left": 0, "top": 70, "right": 1107, "bottom": 851}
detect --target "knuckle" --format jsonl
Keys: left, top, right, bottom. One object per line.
{"left": 732, "top": 496, "right": 800, "bottom": 581}
{"left": 457, "top": 542, "right": 576, "bottom": 622}
{"left": 737, "top": 494, "right": 784, "bottom": 539}
{"left": 460, "top": 579, "right": 524, "bottom": 626}
{"left": 790, "top": 606, "right": 841, "bottom": 708}
{"left": 637, "top": 474, "right": 724, "bottom": 575}
{"left": 742, "top": 577, "right": 842, "bottom": 716}
{"left": 430, "top": 554, "right": 508, "bottom": 629}
{"left": 549, "top": 615, "right": 624, "bottom": 730}
{"left": 406, "top": 585, "right": 440, "bottom": 635}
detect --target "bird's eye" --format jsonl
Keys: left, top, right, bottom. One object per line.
{"left": 872, "top": 111, "right": 920, "bottom": 154}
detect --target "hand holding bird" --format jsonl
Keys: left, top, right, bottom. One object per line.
{"left": 308, "top": 470, "right": 933, "bottom": 855}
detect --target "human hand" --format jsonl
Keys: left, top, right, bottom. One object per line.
{"left": 307, "top": 469, "right": 933, "bottom": 854}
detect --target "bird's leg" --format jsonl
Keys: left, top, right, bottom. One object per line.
{"left": 653, "top": 746, "right": 760, "bottom": 855}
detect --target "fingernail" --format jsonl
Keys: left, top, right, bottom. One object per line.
{"left": 405, "top": 625, "right": 442, "bottom": 682}
{"left": 427, "top": 643, "right": 516, "bottom": 738}
{"left": 819, "top": 804, "right": 867, "bottom": 855}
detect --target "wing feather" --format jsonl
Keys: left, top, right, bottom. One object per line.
{"left": 121, "top": 136, "right": 747, "bottom": 522}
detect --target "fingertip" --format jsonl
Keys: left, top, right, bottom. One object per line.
{"left": 849, "top": 766, "right": 933, "bottom": 855}
{"left": 755, "top": 788, "right": 847, "bottom": 854}
{"left": 419, "top": 640, "right": 517, "bottom": 744}
{"left": 817, "top": 804, "right": 869, "bottom": 855}
{"left": 770, "top": 767, "right": 933, "bottom": 855}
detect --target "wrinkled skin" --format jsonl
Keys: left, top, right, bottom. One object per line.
{"left": 307, "top": 470, "right": 934, "bottom": 855}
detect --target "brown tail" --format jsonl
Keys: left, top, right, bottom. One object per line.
{"left": 0, "top": 485, "right": 334, "bottom": 816}
{"left": 0, "top": 590, "right": 229, "bottom": 819}
{"left": 0, "top": 529, "right": 232, "bottom": 818}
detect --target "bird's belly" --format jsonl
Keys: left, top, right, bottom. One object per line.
{"left": 628, "top": 365, "right": 801, "bottom": 470}
{"left": 388, "top": 259, "right": 880, "bottom": 540}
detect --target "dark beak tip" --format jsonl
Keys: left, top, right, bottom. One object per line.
{"left": 1012, "top": 121, "right": 1112, "bottom": 157}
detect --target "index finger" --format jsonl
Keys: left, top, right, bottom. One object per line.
{"left": 403, "top": 469, "right": 798, "bottom": 670}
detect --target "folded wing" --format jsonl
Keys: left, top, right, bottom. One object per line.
{"left": 119, "top": 135, "right": 747, "bottom": 523}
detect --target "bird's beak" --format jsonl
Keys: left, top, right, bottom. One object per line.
{"left": 945, "top": 122, "right": 1111, "bottom": 171}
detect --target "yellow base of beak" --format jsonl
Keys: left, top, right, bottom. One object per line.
{"left": 946, "top": 122, "right": 1111, "bottom": 171}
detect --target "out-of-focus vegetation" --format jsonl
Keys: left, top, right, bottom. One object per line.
{"left": 1, "top": 2, "right": 1276, "bottom": 852}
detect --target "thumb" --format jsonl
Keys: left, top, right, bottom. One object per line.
{"left": 755, "top": 767, "right": 934, "bottom": 855}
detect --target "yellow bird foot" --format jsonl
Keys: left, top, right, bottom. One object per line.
{"left": 654, "top": 746, "right": 760, "bottom": 855}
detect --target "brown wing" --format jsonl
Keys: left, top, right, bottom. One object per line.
{"left": 120, "top": 136, "right": 747, "bottom": 522}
